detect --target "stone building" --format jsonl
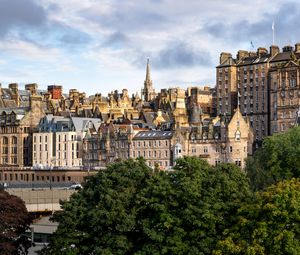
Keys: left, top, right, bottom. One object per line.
{"left": 216, "top": 52, "right": 237, "bottom": 116}
{"left": 216, "top": 43, "right": 300, "bottom": 144}
{"left": 131, "top": 130, "right": 173, "bottom": 169}
{"left": 176, "top": 108, "right": 253, "bottom": 168}
{"left": 82, "top": 108, "right": 253, "bottom": 169}
{"left": 269, "top": 44, "right": 300, "bottom": 134}
{"left": 33, "top": 115, "right": 101, "bottom": 168}
{"left": 0, "top": 84, "right": 45, "bottom": 166}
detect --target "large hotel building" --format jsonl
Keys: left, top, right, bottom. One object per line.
{"left": 217, "top": 43, "right": 300, "bottom": 145}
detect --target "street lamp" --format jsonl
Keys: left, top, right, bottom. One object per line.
{"left": 50, "top": 156, "right": 56, "bottom": 190}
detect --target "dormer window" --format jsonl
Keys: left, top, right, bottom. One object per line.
{"left": 235, "top": 130, "right": 241, "bottom": 141}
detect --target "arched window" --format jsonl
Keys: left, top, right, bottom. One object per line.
{"left": 12, "top": 137, "right": 17, "bottom": 154}
{"left": 3, "top": 137, "right": 8, "bottom": 145}
{"left": 12, "top": 136, "right": 17, "bottom": 144}
{"left": 235, "top": 130, "right": 241, "bottom": 141}
{"left": 3, "top": 137, "right": 8, "bottom": 155}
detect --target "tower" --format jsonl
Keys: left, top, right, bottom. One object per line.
{"left": 141, "top": 59, "right": 156, "bottom": 102}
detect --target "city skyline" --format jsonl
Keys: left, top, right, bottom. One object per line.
{"left": 1, "top": 0, "right": 300, "bottom": 95}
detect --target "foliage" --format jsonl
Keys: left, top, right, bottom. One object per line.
{"left": 0, "top": 191, "right": 32, "bottom": 255}
{"left": 133, "top": 158, "right": 251, "bottom": 254}
{"left": 246, "top": 127, "right": 300, "bottom": 191}
{"left": 41, "top": 157, "right": 251, "bottom": 254}
{"left": 213, "top": 178, "right": 300, "bottom": 255}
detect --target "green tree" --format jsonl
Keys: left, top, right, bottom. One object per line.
{"left": 246, "top": 126, "right": 300, "bottom": 191}
{"left": 214, "top": 178, "right": 300, "bottom": 255}
{"left": 42, "top": 158, "right": 152, "bottom": 255}
{"left": 134, "top": 158, "right": 251, "bottom": 254}
{"left": 0, "top": 191, "right": 32, "bottom": 255}
{"left": 42, "top": 157, "right": 251, "bottom": 255}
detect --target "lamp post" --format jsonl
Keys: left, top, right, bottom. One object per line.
{"left": 50, "top": 156, "right": 56, "bottom": 190}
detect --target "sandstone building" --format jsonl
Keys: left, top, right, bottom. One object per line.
{"left": 217, "top": 43, "right": 300, "bottom": 144}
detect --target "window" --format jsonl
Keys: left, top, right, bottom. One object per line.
{"left": 204, "top": 147, "right": 208, "bottom": 153}
{"left": 235, "top": 130, "right": 241, "bottom": 141}
{"left": 12, "top": 136, "right": 17, "bottom": 145}
{"left": 235, "top": 160, "right": 241, "bottom": 166}
{"left": 230, "top": 146, "right": 233, "bottom": 152}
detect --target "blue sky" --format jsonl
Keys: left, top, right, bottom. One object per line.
{"left": 1, "top": 0, "right": 300, "bottom": 96}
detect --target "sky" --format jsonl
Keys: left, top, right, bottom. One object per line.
{"left": 1, "top": 0, "right": 300, "bottom": 96}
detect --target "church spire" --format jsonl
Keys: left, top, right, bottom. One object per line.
{"left": 141, "top": 58, "right": 156, "bottom": 102}
{"left": 145, "top": 58, "right": 151, "bottom": 82}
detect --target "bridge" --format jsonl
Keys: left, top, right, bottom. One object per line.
{"left": 5, "top": 182, "right": 78, "bottom": 212}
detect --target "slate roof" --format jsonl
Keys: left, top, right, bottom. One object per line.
{"left": 71, "top": 117, "right": 102, "bottom": 132}
{"left": 270, "top": 52, "right": 292, "bottom": 62}
{"left": 133, "top": 130, "right": 173, "bottom": 140}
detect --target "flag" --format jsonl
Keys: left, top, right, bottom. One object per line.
{"left": 272, "top": 21, "right": 275, "bottom": 31}
{"left": 251, "top": 41, "right": 254, "bottom": 49}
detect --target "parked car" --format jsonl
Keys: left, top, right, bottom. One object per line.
{"left": 69, "top": 184, "right": 82, "bottom": 190}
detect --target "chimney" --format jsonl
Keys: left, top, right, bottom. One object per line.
{"left": 236, "top": 50, "right": 249, "bottom": 61}
{"left": 9, "top": 83, "right": 20, "bottom": 106}
{"left": 257, "top": 47, "right": 268, "bottom": 57}
{"left": 219, "top": 52, "right": 232, "bottom": 65}
{"left": 295, "top": 43, "right": 300, "bottom": 53}
{"left": 270, "top": 45, "right": 280, "bottom": 57}
{"left": 47, "top": 85, "right": 62, "bottom": 100}
{"left": 282, "top": 45, "right": 293, "bottom": 52}
{"left": 25, "top": 83, "right": 38, "bottom": 95}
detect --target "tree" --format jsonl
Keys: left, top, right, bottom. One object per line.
{"left": 133, "top": 158, "right": 251, "bottom": 255}
{"left": 246, "top": 127, "right": 300, "bottom": 191}
{"left": 42, "top": 158, "right": 152, "bottom": 255}
{"left": 42, "top": 157, "right": 251, "bottom": 255}
{"left": 0, "top": 191, "right": 32, "bottom": 255}
{"left": 214, "top": 178, "right": 300, "bottom": 255}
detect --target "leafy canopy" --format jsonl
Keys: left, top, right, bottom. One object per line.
{"left": 0, "top": 191, "right": 32, "bottom": 255}
{"left": 42, "top": 157, "right": 251, "bottom": 255}
{"left": 214, "top": 178, "right": 300, "bottom": 255}
{"left": 246, "top": 126, "right": 300, "bottom": 191}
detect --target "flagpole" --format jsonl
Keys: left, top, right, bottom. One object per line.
{"left": 272, "top": 22, "right": 275, "bottom": 45}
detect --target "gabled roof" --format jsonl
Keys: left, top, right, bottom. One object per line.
{"left": 71, "top": 117, "right": 102, "bottom": 132}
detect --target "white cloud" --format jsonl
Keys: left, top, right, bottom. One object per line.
{"left": 1, "top": 0, "right": 300, "bottom": 95}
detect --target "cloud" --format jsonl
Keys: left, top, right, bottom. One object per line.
{"left": 59, "top": 26, "right": 92, "bottom": 46}
{"left": 133, "top": 42, "right": 212, "bottom": 69}
{"left": 202, "top": 2, "right": 300, "bottom": 49}
{"left": 156, "top": 42, "right": 212, "bottom": 68}
{"left": 102, "top": 32, "right": 130, "bottom": 48}
{"left": 80, "top": 3, "right": 169, "bottom": 33}
{"left": 0, "top": 0, "right": 48, "bottom": 37}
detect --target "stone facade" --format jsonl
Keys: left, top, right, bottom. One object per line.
{"left": 32, "top": 115, "right": 101, "bottom": 168}
{"left": 216, "top": 43, "right": 300, "bottom": 144}
{"left": 82, "top": 108, "right": 253, "bottom": 169}
{"left": 0, "top": 87, "right": 45, "bottom": 167}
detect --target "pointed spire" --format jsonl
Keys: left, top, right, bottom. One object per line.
{"left": 142, "top": 58, "right": 155, "bottom": 101}
{"left": 146, "top": 58, "right": 151, "bottom": 81}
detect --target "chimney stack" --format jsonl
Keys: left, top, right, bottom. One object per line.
{"left": 219, "top": 52, "right": 232, "bottom": 64}
{"left": 295, "top": 43, "right": 300, "bottom": 53}
{"left": 270, "top": 45, "right": 280, "bottom": 57}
